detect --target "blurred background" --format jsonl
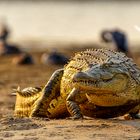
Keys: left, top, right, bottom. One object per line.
{"left": 0, "top": 0, "right": 140, "bottom": 49}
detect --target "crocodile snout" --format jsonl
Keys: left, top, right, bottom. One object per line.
{"left": 73, "top": 72, "right": 100, "bottom": 82}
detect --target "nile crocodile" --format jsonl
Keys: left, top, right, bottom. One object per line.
{"left": 14, "top": 49, "right": 140, "bottom": 119}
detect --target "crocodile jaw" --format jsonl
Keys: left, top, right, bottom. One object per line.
{"left": 72, "top": 72, "right": 131, "bottom": 106}
{"left": 72, "top": 72, "right": 129, "bottom": 93}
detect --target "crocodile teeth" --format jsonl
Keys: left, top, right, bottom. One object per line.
{"left": 73, "top": 79, "right": 98, "bottom": 87}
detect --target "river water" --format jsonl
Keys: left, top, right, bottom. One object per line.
{"left": 0, "top": 1, "right": 140, "bottom": 42}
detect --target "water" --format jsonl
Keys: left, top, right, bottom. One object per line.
{"left": 0, "top": 1, "right": 140, "bottom": 42}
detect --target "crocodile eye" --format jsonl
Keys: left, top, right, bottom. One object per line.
{"left": 101, "top": 72, "right": 113, "bottom": 80}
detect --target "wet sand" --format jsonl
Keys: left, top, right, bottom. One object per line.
{"left": 0, "top": 48, "right": 140, "bottom": 140}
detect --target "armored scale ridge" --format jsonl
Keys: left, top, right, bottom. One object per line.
{"left": 14, "top": 49, "right": 140, "bottom": 119}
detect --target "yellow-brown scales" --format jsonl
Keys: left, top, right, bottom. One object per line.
{"left": 14, "top": 49, "right": 140, "bottom": 119}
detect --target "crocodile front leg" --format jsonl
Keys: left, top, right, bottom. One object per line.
{"left": 30, "top": 69, "right": 64, "bottom": 117}
{"left": 66, "top": 88, "right": 86, "bottom": 119}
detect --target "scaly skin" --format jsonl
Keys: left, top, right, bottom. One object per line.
{"left": 14, "top": 49, "right": 140, "bottom": 119}
{"left": 14, "top": 69, "right": 69, "bottom": 118}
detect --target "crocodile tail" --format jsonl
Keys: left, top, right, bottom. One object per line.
{"left": 14, "top": 86, "right": 42, "bottom": 117}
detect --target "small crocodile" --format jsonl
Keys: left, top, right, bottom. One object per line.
{"left": 14, "top": 49, "right": 140, "bottom": 119}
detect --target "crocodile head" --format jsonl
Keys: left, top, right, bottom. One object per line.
{"left": 72, "top": 58, "right": 130, "bottom": 93}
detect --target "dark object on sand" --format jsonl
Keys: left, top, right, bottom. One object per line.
{"left": 1, "top": 43, "right": 21, "bottom": 55}
{"left": 0, "top": 39, "right": 21, "bottom": 55}
{"left": 12, "top": 53, "right": 34, "bottom": 65}
{"left": 0, "top": 22, "right": 9, "bottom": 41}
{"left": 41, "top": 52, "right": 69, "bottom": 65}
{"left": 0, "top": 41, "right": 21, "bottom": 55}
{"left": 101, "top": 29, "right": 128, "bottom": 53}
{"left": 0, "top": 23, "right": 21, "bottom": 55}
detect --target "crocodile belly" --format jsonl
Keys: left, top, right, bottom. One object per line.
{"left": 80, "top": 101, "right": 139, "bottom": 118}
{"left": 86, "top": 92, "right": 139, "bottom": 107}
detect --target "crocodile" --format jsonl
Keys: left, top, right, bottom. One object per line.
{"left": 14, "top": 49, "right": 140, "bottom": 119}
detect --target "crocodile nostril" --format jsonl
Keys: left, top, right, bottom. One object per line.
{"left": 101, "top": 73, "right": 113, "bottom": 80}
